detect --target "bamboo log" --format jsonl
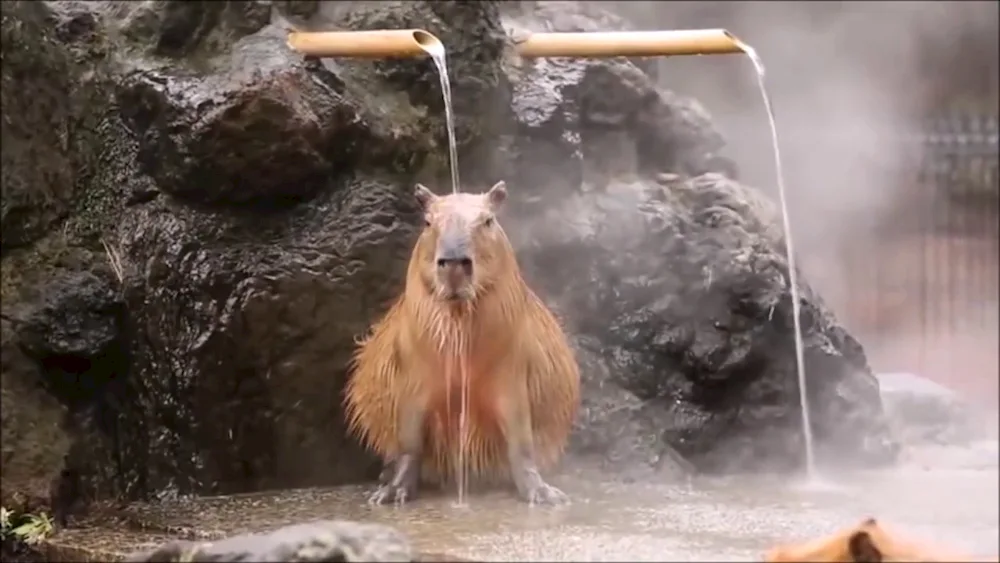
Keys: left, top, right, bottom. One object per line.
{"left": 286, "top": 29, "right": 443, "bottom": 59}
{"left": 514, "top": 29, "right": 744, "bottom": 58}
{"left": 285, "top": 29, "right": 746, "bottom": 60}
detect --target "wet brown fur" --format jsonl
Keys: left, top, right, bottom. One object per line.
{"left": 765, "top": 517, "right": 999, "bottom": 562}
{"left": 344, "top": 185, "right": 580, "bottom": 485}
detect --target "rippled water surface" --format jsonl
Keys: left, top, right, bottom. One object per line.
{"left": 412, "top": 445, "right": 998, "bottom": 561}
{"left": 100, "top": 441, "right": 998, "bottom": 561}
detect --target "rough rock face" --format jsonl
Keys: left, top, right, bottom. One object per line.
{"left": 123, "top": 520, "right": 415, "bottom": 562}
{"left": 0, "top": 0, "right": 77, "bottom": 252}
{"left": 0, "top": 0, "right": 128, "bottom": 518}
{"left": 520, "top": 175, "right": 897, "bottom": 472}
{"left": 500, "top": 4, "right": 896, "bottom": 472}
{"left": 1, "top": 0, "right": 898, "bottom": 515}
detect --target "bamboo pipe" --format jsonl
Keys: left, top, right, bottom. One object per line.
{"left": 514, "top": 29, "right": 745, "bottom": 58}
{"left": 286, "top": 29, "right": 444, "bottom": 59}
{"left": 285, "top": 29, "right": 747, "bottom": 60}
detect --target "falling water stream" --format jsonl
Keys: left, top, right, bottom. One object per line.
{"left": 421, "top": 38, "right": 462, "bottom": 197}
{"left": 732, "top": 38, "right": 817, "bottom": 477}
{"left": 418, "top": 35, "right": 472, "bottom": 505}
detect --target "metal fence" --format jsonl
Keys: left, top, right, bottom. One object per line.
{"left": 840, "top": 114, "right": 999, "bottom": 399}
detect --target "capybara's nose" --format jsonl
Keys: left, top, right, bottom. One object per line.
{"left": 436, "top": 256, "right": 473, "bottom": 276}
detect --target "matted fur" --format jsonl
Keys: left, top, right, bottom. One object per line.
{"left": 344, "top": 187, "right": 580, "bottom": 484}
{"left": 764, "top": 517, "right": 998, "bottom": 562}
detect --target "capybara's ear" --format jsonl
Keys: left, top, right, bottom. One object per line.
{"left": 486, "top": 181, "right": 507, "bottom": 209}
{"left": 415, "top": 183, "right": 437, "bottom": 210}
{"left": 848, "top": 530, "right": 883, "bottom": 563}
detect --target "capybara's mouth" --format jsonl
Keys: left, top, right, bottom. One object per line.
{"left": 444, "top": 290, "right": 469, "bottom": 302}
{"left": 439, "top": 285, "right": 473, "bottom": 302}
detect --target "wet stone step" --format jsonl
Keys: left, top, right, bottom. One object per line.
{"left": 31, "top": 461, "right": 1000, "bottom": 561}
{"left": 42, "top": 521, "right": 475, "bottom": 562}
{"left": 36, "top": 485, "right": 482, "bottom": 562}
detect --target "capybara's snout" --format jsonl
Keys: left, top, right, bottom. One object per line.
{"left": 435, "top": 236, "right": 474, "bottom": 299}
{"left": 437, "top": 258, "right": 473, "bottom": 299}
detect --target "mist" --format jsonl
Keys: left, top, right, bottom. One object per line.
{"left": 587, "top": 1, "right": 999, "bottom": 403}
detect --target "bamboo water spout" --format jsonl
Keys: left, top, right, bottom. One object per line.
{"left": 286, "top": 29, "right": 444, "bottom": 59}
{"left": 285, "top": 29, "right": 745, "bottom": 59}
{"left": 514, "top": 29, "right": 744, "bottom": 58}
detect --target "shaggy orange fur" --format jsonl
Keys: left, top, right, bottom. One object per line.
{"left": 344, "top": 182, "right": 580, "bottom": 486}
{"left": 765, "top": 517, "right": 999, "bottom": 562}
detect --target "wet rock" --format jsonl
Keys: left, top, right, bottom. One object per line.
{"left": 2, "top": 269, "right": 126, "bottom": 523}
{"left": 0, "top": 0, "right": 124, "bottom": 523}
{"left": 514, "top": 1, "right": 660, "bottom": 79}
{"left": 503, "top": 55, "right": 586, "bottom": 200}
{"left": 514, "top": 174, "right": 899, "bottom": 473}
{"left": 275, "top": 1, "right": 321, "bottom": 21}
{"left": 500, "top": 3, "right": 725, "bottom": 205}
{"left": 496, "top": 1, "right": 896, "bottom": 475}
{"left": 113, "top": 173, "right": 416, "bottom": 494}
{"left": 118, "top": 28, "right": 360, "bottom": 206}
{"left": 104, "top": 9, "right": 449, "bottom": 495}
{"left": 320, "top": 0, "right": 514, "bottom": 186}
{"left": 878, "top": 372, "right": 996, "bottom": 445}
{"left": 113, "top": 1, "right": 272, "bottom": 58}
{"left": 123, "top": 520, "right": 415, "bottom": 562}
{"left": 1, "top": 1, "right": 77, "bottom": 251}
{"left": 11, "top": 270, "right": 125, "bottom": 409}
{"left": 567, "top": 335, "right": 695, "bottom": 479}
{"left": 0, "top": 318, "right": 72, "bottom": 514}
{"left": 43, "top": 1, "right": 101, "bottom": 45}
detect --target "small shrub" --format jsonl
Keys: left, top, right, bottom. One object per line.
{"left": 1, "top": 506, "right": 54, "bottom": 545}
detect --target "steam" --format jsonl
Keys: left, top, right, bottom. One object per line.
{"left": 596, "top": 1, "right": 999, "bottom": 404}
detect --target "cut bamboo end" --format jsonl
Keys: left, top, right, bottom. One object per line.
{"left": 514, "top": 29, "right": 745, "bottom": 58}
{"left": 286, "top": 29, "right": 444, "bottom": 59}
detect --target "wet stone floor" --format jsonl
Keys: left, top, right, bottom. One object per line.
{"left": 45, "top": 441, "right": 999, "bottom": 561}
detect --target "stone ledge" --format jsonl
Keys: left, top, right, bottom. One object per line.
{"left": 30, "top": 486, "right": 481, "bottom": 562}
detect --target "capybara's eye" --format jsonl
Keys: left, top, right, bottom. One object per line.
{"left": 483, "top": 216, "right": 494, "bottom": 228}
{"left": 423, "top": 216, "right": 431, "bottom": 227}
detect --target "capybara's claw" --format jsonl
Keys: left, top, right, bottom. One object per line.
{"left": 367, "top": 484, "right": 413, "bottom": 506}
{"left": 523, "top": 482, "right": 569, "bottom": 506}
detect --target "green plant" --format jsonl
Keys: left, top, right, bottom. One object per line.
{"left": 0, "top": 507, "right": 54, "bottom": 546}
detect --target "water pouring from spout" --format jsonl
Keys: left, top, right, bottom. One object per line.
{"left": 413, "top": 34, "right": 462, "bottom": 197}
{"left": 729, "top": 35, "right": 817, "bottom": 479}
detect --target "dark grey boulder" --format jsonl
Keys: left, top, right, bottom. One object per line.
{"left": 1, "top": 0, "right": 80, "bottom": 251}
{"left": 117, "top": 25, "right": 401, "bottom": 206}
{"left": 123, "top": 520, "right": 415, "bottom": 562}
{"left": 11, "top": 271, "right": 125, "bottom": 407}
{"left": 500, "top": 1, "right": 897, "bottom": 474}
{"left": 501, "top": 3, "right": 729, "bottom": 207}
{"left": 316, "top": 0, "right": 514, "bottom": 187}
{"left": 111, "top": 1, "right": 272, "bottom": 59}
{"left": 513, "top": 174, "right": 898, "bottom": 473}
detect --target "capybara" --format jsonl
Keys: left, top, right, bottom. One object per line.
{"left": 764, "top": 517, "right": 999, "bottom": 562}
{"left": 344, "top": 181, "right": 581, "bottom": 506}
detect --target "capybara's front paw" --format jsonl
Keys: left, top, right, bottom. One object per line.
{"left": 522, "top": 481, "right": 569, "bottom": 506}
{"left": 367, "top": 483, "right": 416, "bottom": 506}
